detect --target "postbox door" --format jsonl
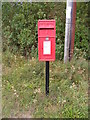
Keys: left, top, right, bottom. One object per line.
{"left": 38, "top": 37, "right": 55, "bottom": 61}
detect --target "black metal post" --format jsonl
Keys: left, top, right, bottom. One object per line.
{"left": 46, "top": 61, "right": 49, "bottom": 95}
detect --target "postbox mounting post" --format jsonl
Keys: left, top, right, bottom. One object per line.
{"left": 46, "top": 61, "right": 49, "bottom": 95}
{"left": 38, "top": 20, "right": 56, "bottom": 95}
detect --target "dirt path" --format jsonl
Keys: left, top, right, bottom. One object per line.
{"left": 19, "top": 110, "right": 32, "bottom": 118}
{"left": 11, "top": 110, "right": 32, "bottom": 118}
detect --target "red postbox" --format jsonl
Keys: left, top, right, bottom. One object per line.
{"left": 38, "top": 20, "right": 56, "bottom": 61}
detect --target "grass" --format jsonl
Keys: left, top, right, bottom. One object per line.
{"left": 2, "top": 51, "right": 88, "bottom": 118}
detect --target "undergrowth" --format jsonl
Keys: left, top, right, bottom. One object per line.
{"left": 2, "top": 52, "right": 88, "bottom": 118}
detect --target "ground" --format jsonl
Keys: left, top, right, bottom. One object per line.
{"left": 2, "top": 52, "right": 88, "bottom": 118}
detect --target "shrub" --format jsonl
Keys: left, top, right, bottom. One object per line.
{"left": 2, "top": 2, "right": 88, "bottom": 60}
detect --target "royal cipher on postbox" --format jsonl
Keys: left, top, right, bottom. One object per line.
{"left": 38, "top": 20, "right": 56, "bottom": 61}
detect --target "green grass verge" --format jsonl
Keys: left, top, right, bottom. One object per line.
{"left": 2, "top": 52, "right": 88, "bottom": 118}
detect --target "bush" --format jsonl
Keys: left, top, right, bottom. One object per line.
{"left": 75, "top": 3, "right": 88, "bottom": 59}
{"left": 2, "top": 2, "right": 88, "bottom": 60}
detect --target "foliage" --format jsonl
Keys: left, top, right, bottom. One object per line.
{"left": 2, "top": 2, "right": 88, "bottom": 59}
{"left": 75, "top": 3, "right": 88, "bottom": 59}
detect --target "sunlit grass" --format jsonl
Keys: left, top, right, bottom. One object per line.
{"left": 2, "top": 52, "right": 88, "bottom": 118}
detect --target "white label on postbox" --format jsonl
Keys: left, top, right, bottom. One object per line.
{"left": 43, "top": 41, "right": 51, "bottom": 55}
